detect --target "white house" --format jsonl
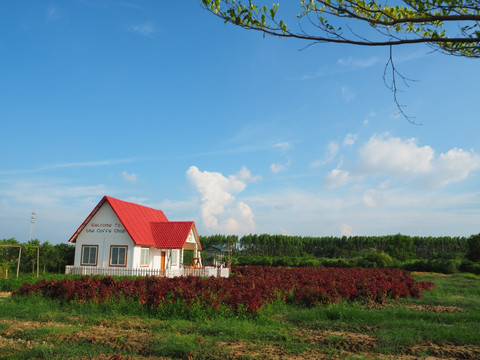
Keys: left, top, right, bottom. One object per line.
{"left": 65, "top": 196, "right": 227, "bottom": 277}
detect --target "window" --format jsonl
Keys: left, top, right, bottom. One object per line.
{"left": 140, "top": 247, "right": 149, "bottom": 267}
{"left": 171, "top": 249, "right": 178, "bottom": 265}
{"left": 81, "top": 245, "right": 98, "bottom": 266}
{"left": 110, "top": 246, "right": 127, "bottom": 267}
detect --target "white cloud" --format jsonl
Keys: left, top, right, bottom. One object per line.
{"left": 362, "top": 189, "right": 380, "bottom": 207}
{"left": 325, "top": 134, "right": 480, "bottom": 188}
{"left": 0, "top": 157, "right": 137, "bottom": 176}
{"left": 343, "top": 133, "right": 358, "bottom": 146}
{"left": 359, "top": 134, "right": 434, "bottom": 176}
{"left": 0, "top": 179, "right": 114, "bottom": 243}
{"left": 429, "top": 148, "right": 480, "bottom": 187}
{"left": 311, "top": 142, "right": 339, "bottom": 167}
{"left": 323, "top": 168, "right": 353, "bottom": 188}
{"left": 186, "top": 166, "right": 259, "bottom": 234}
{"left": 363, "top": 111, "right": 376, "bottom": 125}
{"left": 337, "top": 56, "right": 381, "bottom": 69}
{"left": 156, "top": 199, "right": 197, "bottom": 213}
{"left": 130, "top": 22, "right": 156, "bottom": 36}
{"left": 270, "top": 163, "right": 286, "bottom": 173}
{"left": 270, "top": 158, "right": 291, "bottom": 174}
{"left": 274, "top": 142, "right": 293, "bottom": 153}
{"left": 341, "top": 86, "right": 356, "bottom": 101}
{"left": 245, "top": 185, "right": 480, "bottom": 238}
{"left": 298, "top": 69, "right": 326, "bottom": 81}
{"left": 124, "top": 196, "right": 149, "bottom": 205}
{"left": 235, "top": 166, "right": 261, "bottom": 183}
{"left": 340, "top": 223, "right": 354, "bottom": 237}
{"left": 46, "top": 6, "right": 62, "bottom": 21}
{"left": 395, "top": 51, "right": 426, "bottom": 64}
{"left": 298, "top": 56, "right": 380, "bottom": 81}
{"left": 0, "top": 180, "right": 109, "bottom": 206}
{"left": 121, "top": 171, "right": 138, "bottom": 183}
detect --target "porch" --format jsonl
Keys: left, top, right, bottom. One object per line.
{"left": 65, "top": 265, "right": 230, "bottom": 278}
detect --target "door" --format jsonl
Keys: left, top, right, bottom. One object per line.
{"left": 160, "top": 251, "right": 166, "bottom": 270}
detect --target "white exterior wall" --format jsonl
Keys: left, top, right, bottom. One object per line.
{"left": 184, "top": 229, "right": 201, "bottom": 266}
{"left": 150, "top": 248, "right": 181, "bottom": 270}
{"left": 73, "top": 202, "right": 188, "bottom": 270}
{"left": 186, "top": 229, "right": 200, "bottom": 259}
{"left": 74, "top": 202, "right": 135, "bottom": 268}
{"left": 169, "top": 249, "right": 181, "bottom": 269}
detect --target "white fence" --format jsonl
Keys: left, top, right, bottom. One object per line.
{"left": 65, "top": 265, "right": 230, "bottom": 278}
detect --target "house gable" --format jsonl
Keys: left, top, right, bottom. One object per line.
{"left": 69, "top": 196, "right": 169, "bottom": 247}
{"left": 79, "top": 201, "right": 129, "bottom": 239}
{"left": 150, "top": 222, "right": 201, "bottom": 250}
{"left": 72, "top": 201, "right": 134, "bottom": 268}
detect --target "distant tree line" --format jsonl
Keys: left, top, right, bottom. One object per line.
{"left": 2, "top": 232, "right": 478, "bottom": 276}
{"left": 200, "top": 233, "right": 480, "bottom": 274}
{"left": 0, "top": 238, "right": 75, "bottom": 276}
{"left": 200, "top": 233, "right": 469, "bottom": 260}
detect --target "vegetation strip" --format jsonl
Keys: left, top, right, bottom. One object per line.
{"left": 0, "top": 272, "right": 479, "bottom": 359}
{"left": 14, "top": 267, "right": 434, "bottom": 315}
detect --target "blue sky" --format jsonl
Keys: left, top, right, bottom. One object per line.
{"left": 1, "top": 1, "right": 480, "bottom": 244}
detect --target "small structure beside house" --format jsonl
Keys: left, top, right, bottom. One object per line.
{"left": 203, "top": 245, "right": 230, "bottom": 267}
{"left": 65, "top": 196, "right": 229, "bottom": 278}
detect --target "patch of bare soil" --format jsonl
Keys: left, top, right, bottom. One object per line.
{"left": 409, "top": 343, "right": 480, "bottom": 360}
{"left": 0, "top": 318, "right": 72, "bottom": 336}
{"left": 404, "top": 304, "right": 466, "bottom": 313}
{"left": 97, "top": 318, "right": 153, "bottom": 330}
{"left": 295, "top": 328, "right": 378, "bottom": 353}
{"left": 78, "top": 354, "right": 170, "bottom": 360}
{"left": 0, "top": 317, "right": 165, "bottom": 359}
{"left": 59, "top": 325, "right": 153, "bottom": 353}
{"left": 218, "top": 338, "right": 462, "bottom": 360}
{"left": 0, "top": 318, "right": 71, "bottom": 355}
{"left": 218, "top": 339, "right": 332, "bottom": 360}
{"left": 217, "top": 329, "right": 381, "bottom": 359}
{"left": 292, "top": 329, "right": 478, "bottom": 360}
{"left": 0, "top": 292, "right": 11, "bottom": 297}
{"left": 362, "top": 303, "right": 466, "bottom": 313}
{"left": 0, "top": 334, "right": 53, "bottom": 353}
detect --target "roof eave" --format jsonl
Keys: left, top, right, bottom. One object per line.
{"left": 67, "top": 196, "right": 108, "bottom": 243}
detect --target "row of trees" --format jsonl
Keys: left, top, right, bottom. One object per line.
{"left": 201, "top": 233, "right": 480, "bottom": 274}
{"left": 0, "top": 238, "right": 75, "bottom": 276}
{"left": 200, "top": 233, "right": 470, "bottom": 261}
{"left": 2, "top": 232, "right": 477, "bottom": 275}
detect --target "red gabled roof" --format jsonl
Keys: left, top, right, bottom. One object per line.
{"left": 68, "top": 196, "right": 202, "bottom": 249}
{"left": 107, "top": 196, "right": 169, "bottom": 247}
{"left": 68, "top": 196, "right": 166, "bottom": 246}
{"left": 151, "top": 221, "right": 201, "bottom": 250}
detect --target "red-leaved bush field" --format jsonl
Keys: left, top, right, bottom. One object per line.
{"left": 14, "top": 266, "right": 435, "bottom": 314}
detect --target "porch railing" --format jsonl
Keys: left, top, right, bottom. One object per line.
{"left": 65, "top": 265, "right": 229, "bottom": 278}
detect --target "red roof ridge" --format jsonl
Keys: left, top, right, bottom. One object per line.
{"left": 150, "top": 221, "right": 201, "bottom": 250}
{"left": 68, "top": 196, "right": 169, "bottom": 246}
{"left": 68, "top": 196, "right": 201, "bottom": 250}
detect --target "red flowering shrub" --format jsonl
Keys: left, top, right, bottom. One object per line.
{"left": 13, "top": 266, "right": 435, "bottom": 315}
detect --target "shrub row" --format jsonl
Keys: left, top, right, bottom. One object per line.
{"left": 14, "top": 266, "right": 435, "bottom": 315}
{"left": 231, "top": 254, "right": 480, "bottom": 275}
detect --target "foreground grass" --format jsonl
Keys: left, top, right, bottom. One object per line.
{"left": 0, "top": 273, "right": 479, "bottom": 359}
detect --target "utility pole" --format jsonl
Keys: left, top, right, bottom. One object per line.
{"left": 29, "top": 211, "right": 36, "bottom": 241}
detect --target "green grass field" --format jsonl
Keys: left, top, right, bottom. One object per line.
{"left": 0, "top": 272, "right": 479, "bottom": 359}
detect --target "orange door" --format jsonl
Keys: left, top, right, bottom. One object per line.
{"left": 160, "top": 251, "right": 166, "bottom": 270}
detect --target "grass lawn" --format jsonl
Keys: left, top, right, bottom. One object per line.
{"left": 0, "top": 272, "right": 479, "bottom": 359}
